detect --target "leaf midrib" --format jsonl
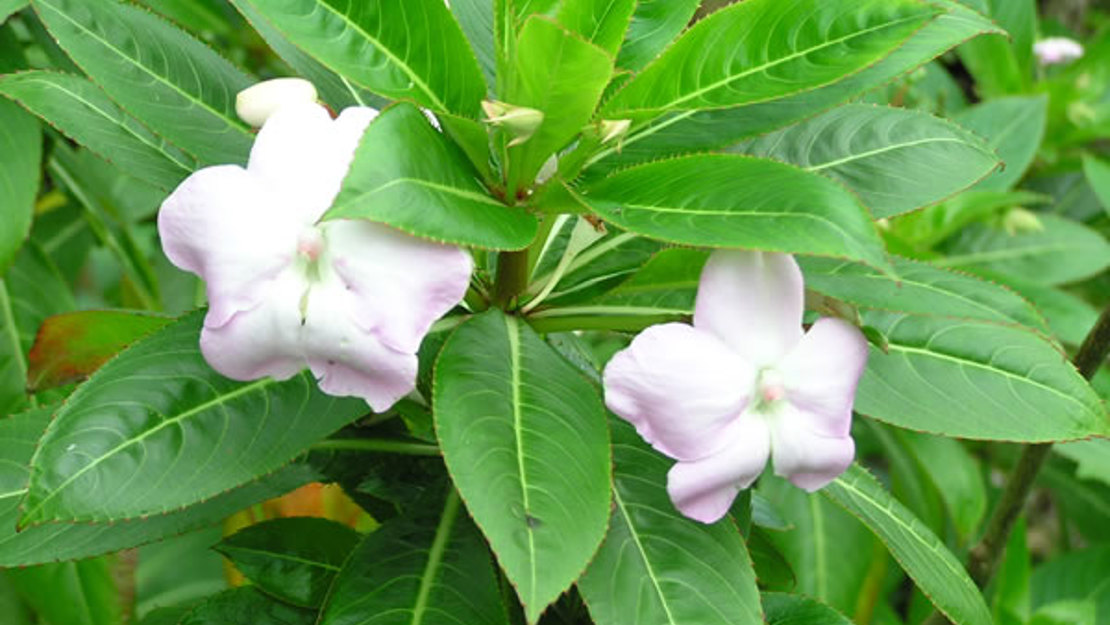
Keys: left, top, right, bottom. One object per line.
{"left": 410, "top": 491, "right": 461, "bottom": 625}
{"left": 612, "top": 486, "right": 680, "bottom": 625}
{"left": 505, "top": 316, "right": 538, "bottom": 609}
{"left": 338, "top": 177, "right": 504, "bottom": 210}
{"left": 219, "top": 544, "right": 342, "bottom": 572}
{"left": 806, "top": 137, "right": 985, "bottom": 172}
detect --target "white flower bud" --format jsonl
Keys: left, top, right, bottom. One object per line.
{"left": 481, "top": 100, "right": 544, "bottom": 147}
{"left": 236, "top": 78, "right": 318, "bottom": 126}
{"left": 1034, "top": 37, "right": 1084, "bottom": 66}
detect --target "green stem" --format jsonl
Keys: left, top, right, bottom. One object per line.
{"left": 526, "top": 312, "right": 686, "bottom": 334}
{"left": 310, "top": 438, "right": 441, "bottom": 456}
{"left": 492, "top": 250, "right": 530, "bottom": 309}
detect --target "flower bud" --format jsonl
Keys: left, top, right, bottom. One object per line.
{"left": 482, "top": 100, "right": 544, "bottom": 147}
{"left": 1003, "top": 208, "right": 1044, "bottom": 235}
{"left": 1034, "top": 37, "right": 1083, "bottom": 66}
{"left": 598, "top": 119, "right": 631, "bottom": 145}
{"left": 236, "top": 78, "right": 318, "bottom": 126}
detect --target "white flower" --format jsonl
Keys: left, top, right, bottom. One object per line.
{"left": 158, "top": 84, "right": 473, "bottom": 411}
{"left": 1034, "top": 37, "right": 1084, "bottom": 65}
{"left": 235, "top": 77, "right": 318, "bottom": 127}
{"left": 603, "top": 250, "right": 868, "bottom": 523}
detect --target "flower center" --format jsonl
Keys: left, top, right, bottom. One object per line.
{"left": 297, "top": 227, "right": 324, "bottom": 262}
{"left": 754, "top": 368, "right": 786, "bottom": 411}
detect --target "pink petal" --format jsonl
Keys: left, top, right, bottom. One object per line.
{"left": 667, "top": 416, "right": 771, "bottom": 523}
{"left": 301, "top": 273, "right": 418, "bottom": 412}
{"left": 198, "top": 268, "right": 307, "bottom": 381}
{"left": 603, "top": 323, "right": 755, "bottom": 462}
{"left": 322, "top": 220, "right": 472, "bottom": 354}
{"left": 694, "top": 250, "right": 804, "bottom": 367}
{"left": 769, "top": 405, "right": 855, "bottom": 492}
{"left": 247, "top": 103, "right": 377, "bottom": 224}
{"left": 778, "top": 317, "right": 869, "bottom": 438}
{"left": 158, "top": 165, "right": 300, "bottom": 327}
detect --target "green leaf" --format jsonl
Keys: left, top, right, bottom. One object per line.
{"left": 557, "top": 0, "right": 636, "bottom": 54}
{"left": 601, "top": 0, "right": 938, "bottom": 116}
{"left": 1082, "top": 155, "right": 1110, "bottom": 216}
{"left": 1056, "top": 439, "right": 1110, "bottom": 488}
{"left": 505, "top": 16, "right": 613, "bottom": 189}
{"left": 887, "top": 189, "right": 1052, "bottom": 250}
{"left": 748, "top": 528, "right": 796, "bottom": 590}
{"left": 896, "top": 431, "right": 987, "bottom": 541}
{"left": 0, "top": 96, "right": 40, "bottom": 274}
{"left": 32, "top": 0, "right": 254, "bottom": 165}
{"left": 434, "top": 310, "right": 610, "bottom": 623}
{"left": 578, "top": 419, "right": 762, "bottom": 625}
{"left": 216, "top": 517, "right": 359, "bottom": 609}
{"left": 7, "top": 557, "right": 120, "bottom": 625}
{"left": 20, "top": 311, "right": 367, "bottom": 525}
{"left": 580, "top": 155, "right": 890, "bottom": 273}
{"left": 530, "top": 226, "right": 663, "bottom": 308}
{"left": 585, "top": 0, "right": 1002, "bottom": 175}
{"left": 0, "top": 71, "right": 197, "bottom": 191}
{"left": 993, "top": 515, "right": 1030, "bottom": 625}
{"left": 1030, "top": 547, "right": 1110, "bottom": 624}
{"left": 239, "top": 0, "right": 485, "bottom": 116}
{"left": 762, "top": 593, "right": 853, "bottom": 625}
{"left": 615, "top": 0, "right": 699, "bottom": 71}
{"left": 0, "top": 406, "right": 321, "bottom": 566}
{"left": 856, "top": 310, "right": 1108, "bottom": 441}
{"left": 823, "top": 464, "right": 993, "bottom": 625}
{"left": 733, "top": 104, "right": 1000, "bottom": 219}
{"left": 450, "top": 0, "right": 496, "bottom": 88}
{"left": 180, "top": 587, "right": 315, "bottom": 625}
{"left": 986, "top": 275, "right": 1098, "bottom": 346}
{"left": 954, "top": 96, "right": 1048, "bottom": 191}
{"left": 319, "top": 491, "right": 507, "bottom": 625}
{"left": 936, "top": 214, "right": 1110, "bottom": 286}
{"left": 26, "top": 310, "right": 173, "bottom": 391}
{"left": 957, "top": 0, "right": 1035, "bottom": 98}
{"left": 0, "top": 0, "right": 27, "bottom": 22}
{"left": 328, "top": 103, "right": 537, "bottom": 250}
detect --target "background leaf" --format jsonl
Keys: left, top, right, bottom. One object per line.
{"left": 614, "top": 0, "right": 699, "bottom": 72}
{"left": 179, "top": 587, "right": 314, "bottom": 625}
{"left": 954, "top": 95, "right": 1048, "bottom": 191}
{"left": 0, "top": 96, "right": 40, "bottom": 273}
{"left": 6, "top": 557, "right": 121, "bottom": 625}
{"left": 556, "top": 0, "right": 636, "bottom": 55}
{"left": 762, "top": 593, "right": 854, "bottom": 625}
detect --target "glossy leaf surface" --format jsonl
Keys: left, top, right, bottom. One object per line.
{"left": 434, "top": 310, "right": 610, "bottom": 623}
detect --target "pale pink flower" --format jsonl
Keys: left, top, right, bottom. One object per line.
{"left": 1034, "top": 37, "right": 1084, "bottom": 65}
{"left": 158, "top": 96, "right": 472, "bottom": 412}
{"left": 603, "top": 250, "right": 868, "bottom": 523}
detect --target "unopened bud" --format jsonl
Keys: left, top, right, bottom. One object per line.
{"left": 1003, "top": 208, "right": 1044, "bottom": 235}
{"left": 1034, "top": 37, "right": 1083, "bottom": 66}
{"left": 236, "top": 78, "right": 318, "bottom": 126}
{"left": 482, "top": 100, "right": 544, "bottom": 147}
{"left": 598, "top": 119, "right": 631, "bottom": 146}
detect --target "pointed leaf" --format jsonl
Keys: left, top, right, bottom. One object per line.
{"left": 434, "top": 310, "right": 610, "bottom": 623}
{"left": 238, "top": 0, "right": 485, "bottom": 116}
{"left": 578, "top": 419, "right": 762, "bottom": 625}
{"left": 762, "top": 593, "right": 853, "bottom": 625}
{"left": 556, "top": 0, "right": 636, "bottom": 54}
{"left": 955, "top": 95, "right": 1047, "bottom": 191}
{"left": 615, "top": 0, "right": 699, "bottom": 71}
{"left": 20, "top": 311, "right": 367, "bottom": 525}
{"left": 32, "top": 0, "right": 254, "bottom": 165}
{"left": 450, "top": 0, "right": 496, "bottom": 88}
{"left": 0, "top": 97, "right": 40, "bottom": 273}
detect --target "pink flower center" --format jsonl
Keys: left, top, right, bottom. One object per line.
{"left": 757, "top": 369, "right": 786, "bottom": 406}
{"left": 297, "top": 228, "right": 324, "bottom": 261}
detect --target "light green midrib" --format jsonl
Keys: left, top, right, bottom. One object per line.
{"left": 506, "top": 316, "right": 538, "bottom": 609}
{"left": 0, "top": 282, "right": 26, "bottom": 382}
{"left": 336, "top": 177, "right": 504, "bottom": 211}
{"left": 23, "top": 377, "right": 275, "bottom": 522}
{"left": 410, "top": 490, "right": 461, "bottom": 625}
{"left": 37, "top": 0, "right": 251, "bottom": 142}
{"left": 309, "top": 0, "right": 447, "bottom": 111}
{"left": 220, "top": 545, "right": 342, "bottom": 572}
{"left": 805, "top": 137, "right": 983, "bottom": 172}
{"left": 613, "top": 487, "right": 680, "bottom": 625}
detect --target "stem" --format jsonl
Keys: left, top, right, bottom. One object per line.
{"left": 527, "top": 313, "right": 685, "bottom": 334}
{"left": 310, "top": 438, "right": 441, "bottom": 456}
{"left": 492, "top": 250, "right": 530, "bottom": 309}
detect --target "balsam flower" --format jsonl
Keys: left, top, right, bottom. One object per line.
{"left": 603, "top": 250, "right": 868, "bottom": 523}
{"left": 1033, "top": 37, "right": 1084, "bottom": 65}
{"left": 158, "top": 84, "right": 472, "bottom": 412}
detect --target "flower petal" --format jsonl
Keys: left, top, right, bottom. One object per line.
{"left": 693, "top": 250, "right": 804, "bottom": 367}
{"left": 666, "top": 416, "right": 771, "bottom": 523}
{"left": 302, "top": 273, "right": 418, "bottom": 412}
{"left": 769, "top": 404, "right": 855, "bottom": 492}
{"left": 778, "top": 317, "right": 869, "bottom": 438}
{"left": 198, "top": 268, "right": 306, "bottom": 381}
{"left": 603, "top": 323, "right": 755, "bottom": 462}
{"left": 247, "top": 103, "right": 377, "bottom": 224}
{"left": 323, "top": 220, "right": 472, "bottom": 354}
{"left": 158, "top": 165, "right": 300, "bottom": 327}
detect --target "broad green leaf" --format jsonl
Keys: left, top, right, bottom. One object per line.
{"left": 763, "top": 593, "right": 853, "bottom": 625}
{"left": 748, "top": 528, "right": 796, "bottom": 590}
{"left": 135, "top": 527, "right": 228, "bottom": 619}
{"left": 20, "top": 311, "right": 367, "bottom": 525}
{"left": 0, "top": 406, "right": 320, "bottom": 566}
{"left": 0, "top": 97, "right": 39, "bottom": 273}
{"left": 799, "top": 256, "right": 1050, "bottom": 332}
{"left": 133, "top": 0, "right": 234, "bottom": 38}
{"left": 989, "top": 275, "right": 1098, "bottom": 345}
{"left": 937, "top": 214, "right": 1110, "bottom": 286}
{"left": 450, "top": 0, "right": 496, "bottom": 88}
{"left": 865, "top": 421, "right": 946, "bottom": 536}
{"left": 1040, "top": 460, "right": 1110, "bottom": 545}
{"left": 216, "top": 517, "right": 359, "bottom": 609}
{"left": 319, "top": 492, "right": 507, "bottom": 625}
{"left": 7, "top": 557, "right": 120, "bottom": 625}
{"left": 896, "top": 431, "right": 987, "bottom": 541}
{"left": 434, "top": 310, "right": 610, "bottom": 623}
{"left": 580, "top": 155, "right": 890, "bottom": 273}
{"left": 505, "top": 17, "right": 612, "bottom": 189}
{"left": 888, "top": 189, "right": 1052, "bottom": 249}
{"left": 578, "top": 419, "right": 762, "bottom": 625}
{"left": 328, "top": 103, "right": 537, "bottom": 250}
{"left": 0, "top": 71, "right": 196, "bottom": 191}
{"left": 993, "top": 517, "right": 1031, "bottom": 625}
{"left": 228, "top": 0, "right": 381, "bottom": 111}
{"left": 239, "top": 0, "right": 485, "bottom": 116}
{"left": 585, "top": 0, "right": 1002, "bottom": 176}
{"left": 1029, "top": 601, "right": 1097, "bottom": 625}
{"left": 1082, "top": 155, "right": 1110, "bottom": 216}
{"left": 0, "top": 0, "right": 27, "bottom": 22}
{"left": 957, "top": 0, "right": 1035, "bottom": 98}
{"left": 733, "top": 104, "right": 999, "bottom": 219}
{"left": 601, "top": 0, "right": 937, "bottom": 116}
{"left": 615, "top": 0, "right": 699, "bottom": 71}
{"left": 955, "top": 96, "right": 1048, "bottom": 191}
{"left": 180, "top": 587, "right": 314, "bottom": 625}
{"left": 824, "top": 464, "right": 992, "bottom": 625}
{"left": 1056, "top": 439, "right": 1110, "bottom": 488}
{"left": 856, "top": 310, "right": 1108, "bottom": 441}
{"left": 557, "top": 0, "right": 636, "bottom": 54}
{"left": 26, "top": 310, "right": 173, "bottom": 391}
{"left": 1029, "top": 547, "right": 1110, "bottom": 624}
{"left": 32, "top": 0, "right": 254, "bottom": 165}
